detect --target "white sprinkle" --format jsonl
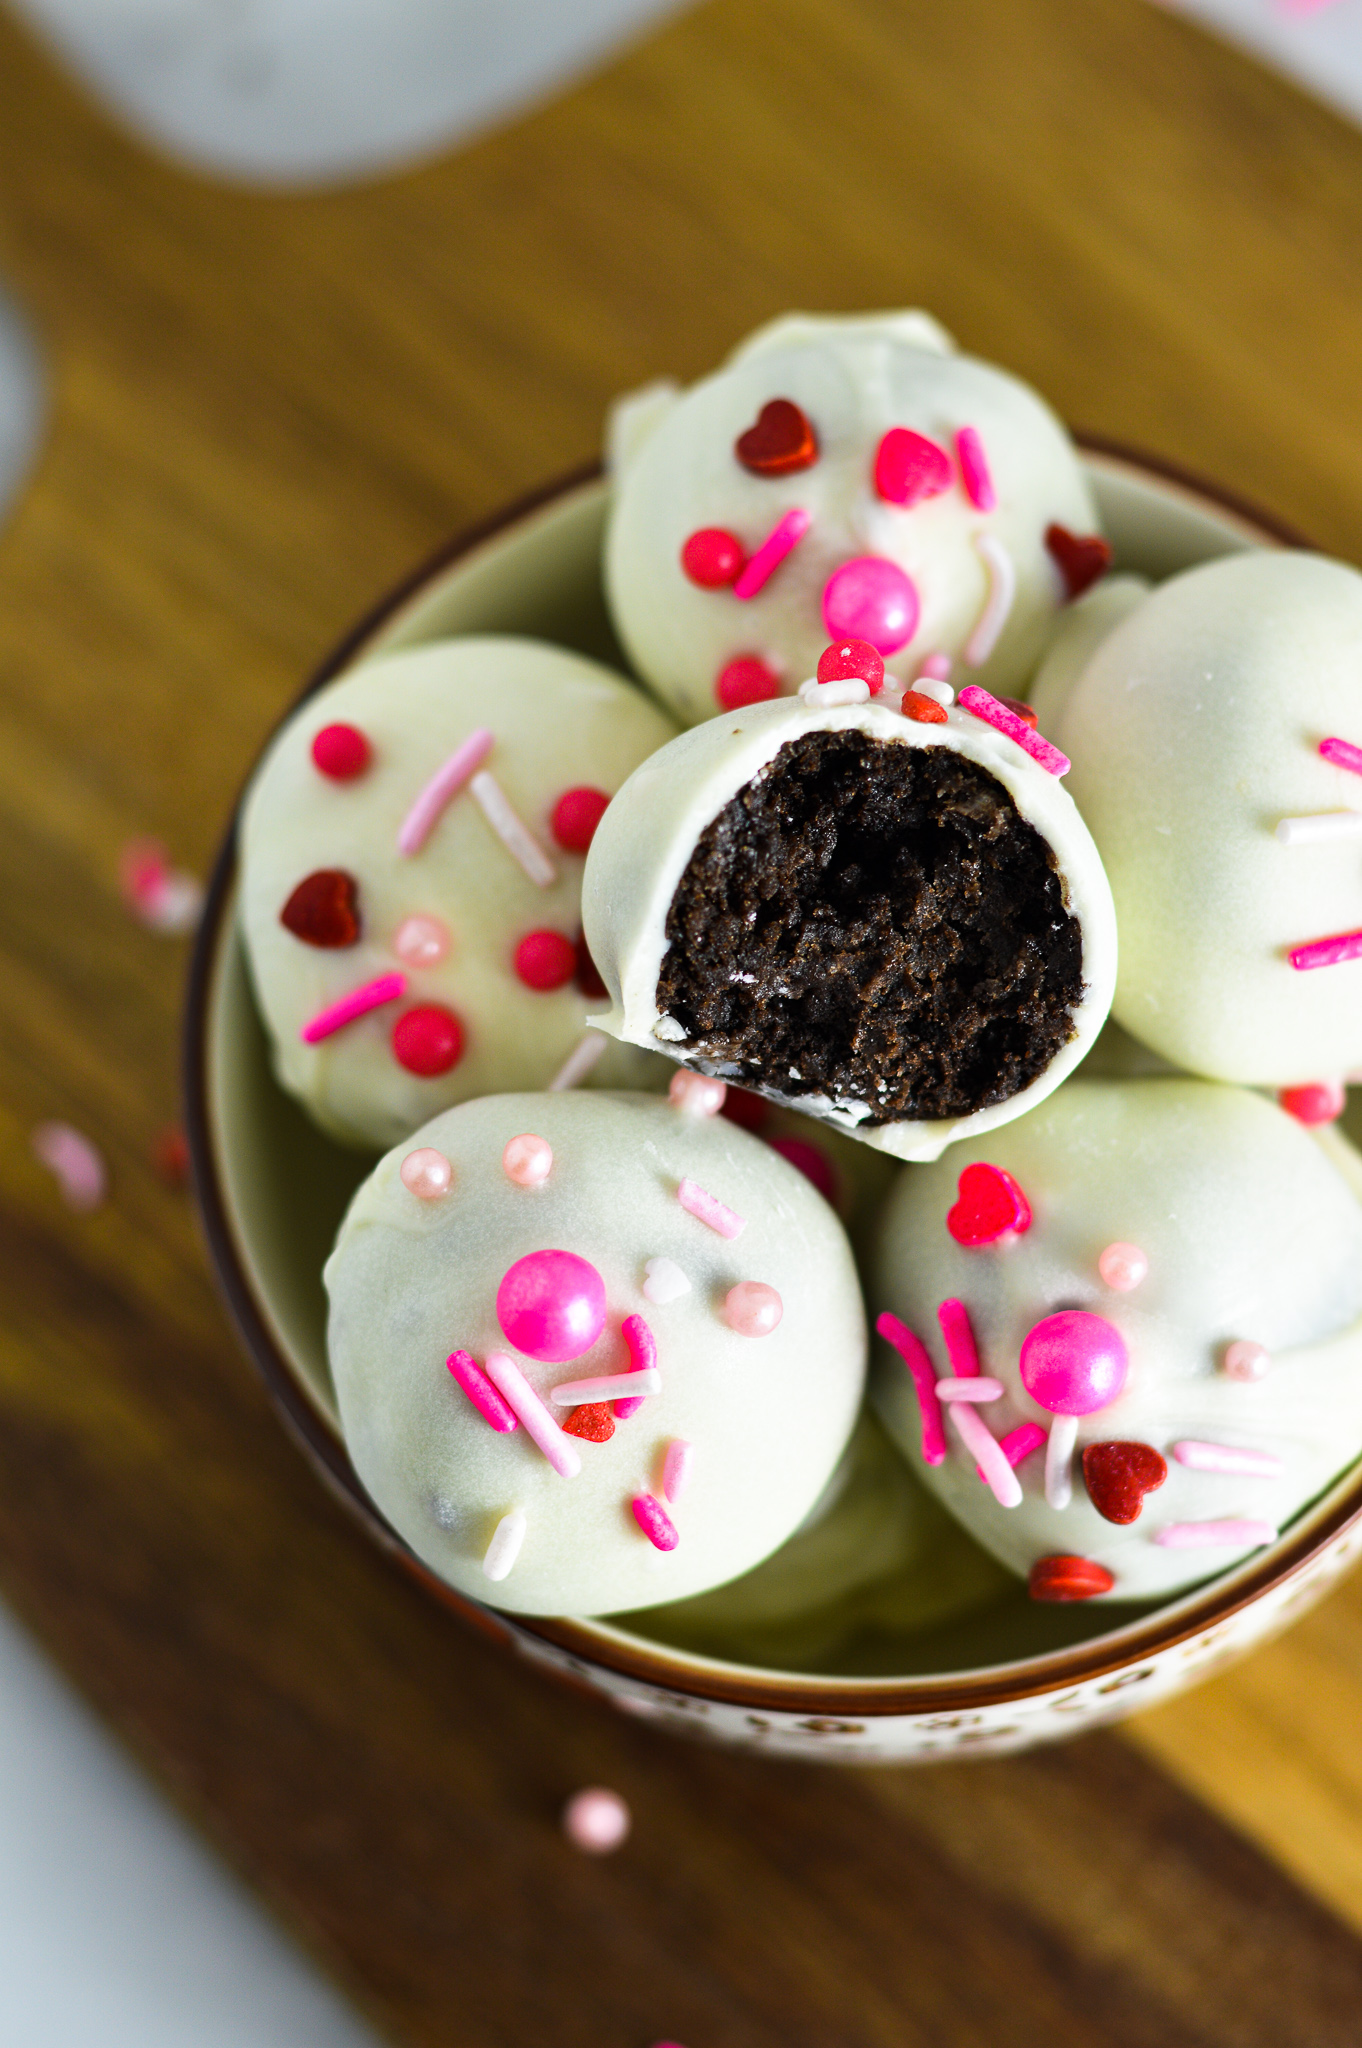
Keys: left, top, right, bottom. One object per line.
{"left": 1275, "top": 811, "right": 1362, "bottom": 847}
{"left": 482, "top": 1510, "right": 526, "bottom": 1581}
{"left": 1045, "top": 1413, "right": 1078, "bottom": 1510}
{"left": 643, "top": 1256, "right": 691, "bottom": 1304}
{"left": 1154, "top": 1518, "right": 1277, "bottom": 1550}
{"left": 963, "top": 533, "right": 1017, "bottom": 668}
{"left": 551, "top": 1368, "right": 662, "bottom": 1406}
{"left": 934, "top": 1376, "right": 1004, "bottom": 1403}
{"left": 797, "top": 677, "right": 871, "bottom": 707}
{"left": 912, "top": 675, "right": 954, "bottom": 707}
{"left": 663, "top": 1439, "right": 693, "bottom": 1502}
{"left": 469, "top": 769, "right": 556, "bottom": 886}
{"left": 548, "top": 1030, "right": 609, "bottom": 1091}
{"left": 1173, "top": 1440, "right": 1284, "bottom": 1478}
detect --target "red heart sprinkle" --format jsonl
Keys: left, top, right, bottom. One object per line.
{"left": 1045, "top": 524, "right": 1113, "bottom": 601}
{"left": 563, "top": 1401, "right": 615, "bottom": 1441}
{"left": 874, "top": 427, "right": 953, "bottom": 507}
{"left": 735, "top": 398, "right": 819, "bottom": 475}
{"left": 1082, "top": 1441, "right": 1168, "bottom": 1525}
{"left": 1028, "top": 1555, "right": 1116, "bottom": 1602}
{"left": 901, "top": 689, "right": 948, "bottom": 724}
{"left": 946, "top": 1162, "right": 1033, "bottom": 1246}
{"left": 279, "top": 869, "right": 361, "bottom": 948}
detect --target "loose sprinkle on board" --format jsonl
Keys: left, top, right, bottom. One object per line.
{"left": 300, "top": 971, "right": 406, "bottom": 1044}
{"left": 963, "top": 534, "right": 1016, "bottom": 667}
{"left": 615, "top": 1313, "right": 657, "bottom": 1418}
{"left": 958, "top": 684, "right": 1070, "bottom": 776}
{"left": 733, "top": 508, "right": 812, "bottom": 600}
{"left": 875, "top": 1312, "right": 946, "bottom": 1465}
{"left": 955, "top": 426, "right": 996, "bottom": 511}
{"left": 119, "top": 838, "right": 204, "bottom": 933}
{"left": 470, "top": 770, "right": 557, "bottom": 886}
{"left": 631, "top": 1493, "right": 680, "bottom": 1550}
{"left": 483, "top": 1353, "right": 582, "bottom": 1477}
{"left": 482, "top": 1510, "right": 526, "bottom": 1582}
{"left": 677, "top": 1177, "right": 746, "bottom": 1239}
{"left": 447, "top": 1351, "right": 519, "bottom": 1433}
{"left": 548, "top": 1030, "right": 609, "bottom": 1090}
{"left": 397, "top": 727, "right": 494, "bottom": 855}
{"left": 562, "top": 1787, "right": 631, "bottom": 1853}
{"left": 551, "top": 1367, "right": 662, "bottom": 1405}
{"left": 32, "top": 1122, "right": 106, "bottom": 1212}
{"left": 1173, "top": 1441, "right": 1284, "bottom": 1477}
{"left": 1288, "top": 927, "right": 1362, "bottom": 971}
{"left": 1154, "top": 1519, "right": 1277, "bottom": 1549}
{"left": 643, "top": 1257, "right": 691, "bottom": 1305}
{"left": 948, "top": 1400, "right": 1022, "bottom": 1508}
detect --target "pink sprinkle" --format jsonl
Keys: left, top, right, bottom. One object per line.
{"left": 483, "top": 1352, "right": 581, "bottom": 1477}
{"left": 447, "top": 1350, "right": 518, "bottom": 1434}
{"left": 400, "top": 1147, "right": 452, "bottom": 1198}
{"left": 1174, "top": 1440, "right": 1284, "bottom": 1478}
{"left": 936, "top": 1298, "right": 982, "bottom": 1378}
{"left": 723, "top": 1281, "right": 783, "bottom": 1337}
{"left": 1278, "top": 1081, "right": 1346, "bottom": 1125}
{"left": 1288, "top": 927, "right": 1362, "bottom": 972}
{"left": 955, "top": 426, "right": 997, "bottom": 512}
{"left": 669, "top": 1070, "right": 726, "bottom": 1116}
{"left": 615, "top": 1311, "right": 657, "bottom": 1418}
{"left": 874, "top": 426, "right": 953, "bottom": 507}
{"left": 118, "top": 837, "right": 203, "bottom": 933}
{"left": 935, "top": 1375, "right": 1003, "bottom": 1402}
{"left": 551, "top": 1367, "right": 661, "bottom": 1405}
{"left": 392, "top": 913, "right": 451, "bottom": 968}
{"left": 503, "top": 1133, "right": 553, "bottom": 1186}
{"left": 32, "top": 1122, "right": 106, "bottom": 1212}
{"left": 1099, "top": 1242, "right": 1148, "bottom": 1291}
{"left": 677, "top": 1177, "right": 746, "bottom": 1239}
{"left": 662, "top": 1439, "right": 693, "bottom": 1503}
{"left": 397, "top": 727, "right": 494, "bottom": 855}
{"left": 631, "top": 1493, "right": 679, "bottom": 1550}
{"left": 470, "top": 770, "right": 557, "bottom": 887}
{"left": 732, "top": 509, "right": 812, "bottom": 600}
{"left": 947, "top": 1400, "right": 1022, "bottom": 1508}
{"left": 1020, "top": 1309, "right": 1127, "bottom": 1416}
{"left": 300, "top": 971, "right": 406, "bottom": 1044}
{"left": 1321, "top": 735, "right": 1362, "bottom": 777}
{"left": 497, "top": 1249, "right": 607, "bottom": 1363}
{"left": 918, "top": 652, "right": 952, "bottom": 682}
{"left": 876, "top": 1312, "right": 946, "bottom": 1465}
{"left": 822, "top": 556, "right": 920, "bottom": 656}
{"left": 1155, "top": 1519, "right": 1277, "bottom": 1550}
{"left": 977, "top": 1421, "right": 1047, "bottom": 1481}
{"left": 562, "top": 1786, "right": 631, "bottom": 1854}
{"left": 1223, "top": 1339, "right": 1271, "bottom": 1382}
{"left": 958, "top": 684, "right": 1070, "bottom": 776}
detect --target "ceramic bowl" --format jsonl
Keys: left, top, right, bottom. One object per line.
{"left": 185, "top": 445, "right": 1362, "bottom": 1763}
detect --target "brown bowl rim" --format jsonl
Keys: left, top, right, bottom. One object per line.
{"left": 184, "top": 441, "right": 1354, "bottom": 1718}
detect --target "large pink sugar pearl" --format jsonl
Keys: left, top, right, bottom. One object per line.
{"left": 822, "top": 556, "right": 920, "bottom": 655}
{"left": 1019, "top": 1309, "right": 1128, "bottom": 1415}
{"left": 496, "top": 1249, "right": 607, "bottom": 1362}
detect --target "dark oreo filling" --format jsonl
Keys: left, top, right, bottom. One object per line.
{"left": 655, "top": 729, "right": 1084, "bottom": 1124}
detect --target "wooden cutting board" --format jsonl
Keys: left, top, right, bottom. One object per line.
{"left": 4, "top": 0, "right": 1362, "bottom": 2039}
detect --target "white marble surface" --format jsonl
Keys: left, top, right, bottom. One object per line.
{"left": 4, "top": 0, "right": 691, "bottom": 186}
{"left": 1155, "top": 0, "right": 1362, "bottom": 128}
{"left": 0, "top": 1600, "right": 383, "bottom": 2046}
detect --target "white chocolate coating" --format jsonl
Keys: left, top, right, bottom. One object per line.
{"left": 581, "top": 694, "right": 1117, "bottom": 1162}
{"left": 1025, "top": 574, "right": 1148, "bottom": 733}
{"left": 240, "top": 637, "right": 678, "bottom": 1149}
{"left": 604, "top": 310, "right": 1100, "bottom": 727}
{"left": 1056, "top": 553, "right": 1362, "bottom": 1085}
{"left": 325, "top": 1091, "right": 867, "bottom": 1616}
{"left": 870, "top": 1078, "right": 1362, "bottom": 1599}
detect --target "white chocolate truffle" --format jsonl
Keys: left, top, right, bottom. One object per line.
{"left": 239, "top": 637, "right": 678, "bottom": 1149}
{"left": 1025, "top": 574, "right": 1148, "bottom": 733}
{"left": 870, "top": 1078, "right": 1362, "bottom": 1601}
{"left": 324, "top": 1091, "right": 867, "bottom": 1616}
{"left": 1056, "top": 552, "right": 1362, "bottom": 1086}
{"left": 582, "top": 692, "right": 1116, "bottom": 1163}
{"left": 604, "top": 310, "right": 1103, "bottom": 727}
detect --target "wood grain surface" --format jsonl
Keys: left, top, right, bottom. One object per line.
{"left": 6, "top": 0, "right": 1362, "bottom": 2039}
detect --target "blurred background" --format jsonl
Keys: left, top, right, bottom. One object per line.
{"left": 6, "top": 1, "right": 1362, "bottom": 2043}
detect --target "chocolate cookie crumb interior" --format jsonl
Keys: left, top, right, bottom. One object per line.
{"left": 657, "top": 729, "right": 1084, "bottom": 1123}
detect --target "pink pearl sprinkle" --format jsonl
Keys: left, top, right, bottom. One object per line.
{"left": 503, "top": 1133, "right": 553, "bottom": 1186}
{"left": 955, "top": 426, "right": 997, "bottom": 511}
{"left": 723, "top": 1281, "right": 783, "bottom": 1337}
{"left": 562, "top": 1787, "right": 631, "bottom": 1854}
{"left": 662, "top": 1439, "right": 693, "bottom": 1503}
{"left": 496, "top": 1249, "right": 607, "bottom": 1362}
{"left": 732, "top": 508, "right": 811, "bottom": 600}
{"left": 1098, "top": 1242, "right": 1148, "bottom": 1292}
{"left": 1223, "top": 1339, "right": 1270, "bottom": 1382}
{"left": 669, "top": 1070, "right": 727, "bottom": 1117}
{"left": 632, "top": 1493, "right": 679, "bottom": 1550}
{"left": 392, "top": 914, "right": 451, "bottom": 968}
{"left": 1279, "top": 1081, "right": 1346, "bottom": 1124}
{"left": 400, "top": 1147, "right": 452, "bottom": 1198}
{"left": 514, "top": 929, "right": 577, "bottom": 992}
{"left": 822, "top": 555, "right": 920, "bottom": 656}
{"left": 1019, "top": 1310, "right": 1128, "bottom": 1416}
